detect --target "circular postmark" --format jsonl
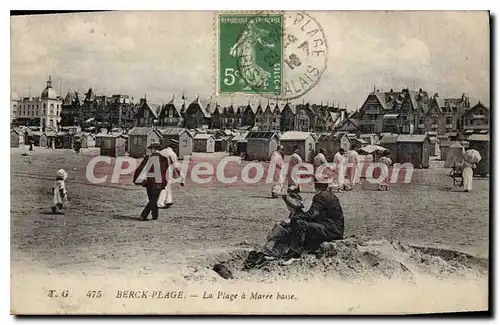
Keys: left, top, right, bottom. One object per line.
{"left": 235, "top": 11, "right": 328, "bottom": 101}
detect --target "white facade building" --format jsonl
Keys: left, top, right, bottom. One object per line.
{"left": 10, "top": 90, "right": 19, "bottom": 122}
{"left": 16, "top": 76, "right": 63, "bottom": 130}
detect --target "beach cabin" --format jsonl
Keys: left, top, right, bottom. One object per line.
{"left": 429, "top": 137, "right": 438, "bottom": 156}
{"left": 128, "top": 127, "right": 163, "bottom": 158}
{"left": 245, "top": 131, "right": 280, "bottom": 161}
{"left": 10, "top": 128, "right": 22, "bottom": 147}
{"left": 316, "top": 132, "right": 351, "bottom": 161}
{"left": 95, "top": 133, "right": 106, "bottom": 148}
{"left": 27, "top": 131, "right": 43, "bottom": 147}
{"left": 467, "top": 134, "right": 490, "bottom": 176}
{"left": 40, "top": 132, "right": 55, "bottom": 148}
{"left": 279, "top": 131, "right": 316, "bottom": 163}
{"left": 444, "top": 142, "right": 465, "bottom": 168}
{"left": 229, "top": 134, "right": 247, "bottom": 156}
{"left": 447, "top": 132, "right": 459, "bottom": 141}
{"left": 396, "top": 134, "right": 431, "bottom": 169}
{"left": 193, "top": 133, "right": 215, "bottom": 153}
{"left": 61, "top": 132, "right": 74, "bottom": 149}
{"left": 100, "top": 134, "right": 127, "bottom": 157}
{"left": 158, "top": 128, "right": 193, "bottom": 159}
{"left": 80, "top": 133, "right": 96, "bottom": 148}
{"left": 439, "top": 140, "right": 456, "bottom": 161}
{"left": 379, "top": 134, "right": 399, "bottom": 162}
{"left": 214, "top": 136, "right": 232, "bottom": 152}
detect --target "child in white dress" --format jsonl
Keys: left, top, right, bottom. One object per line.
{"left": 52, "top": 169, "right": 68, "bottom": 214}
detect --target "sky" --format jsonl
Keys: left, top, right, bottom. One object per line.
{"left": 10, "top": 11, "right": 490, "bottom": 110}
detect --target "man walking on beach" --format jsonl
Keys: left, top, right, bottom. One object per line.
{"left": 133, "top": 140, "right": 169, "bottom": 221}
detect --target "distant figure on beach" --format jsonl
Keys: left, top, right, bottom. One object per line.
{"left": 331, "top": 148, "right": 346, "bottom": 192}
{"left": 378, "top": 151, "right": 392, "bottom": 191}
{"left": 270, "top": 145, "right": 285, "bottom": 198}
{"left": 346, "top": 144, "right": 360, "bottom": 191}
{"left": 29, "top": 140, "right": 34, "bottom": 151}
{"left": 461, "top": 160, "right": 476, "bottom": 192}
{"left": 313, "top": 148, "right": 333, "bottom": 192}
{"left": 287, "top": 145, "right": 303, "bottom": 194}
{"left": 52, "top": 169, "right": 68, "bottom": 214}
{"left": 74, "top": 139, "right": 81, "bottom": 153}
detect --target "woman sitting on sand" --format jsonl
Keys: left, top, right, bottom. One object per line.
{"left": 244, "top": 188, "right": 345, "bottom": 268}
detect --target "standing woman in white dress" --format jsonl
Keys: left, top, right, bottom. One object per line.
{"left": 462, "top": 160, "right": 476, "bottom": 192}
{"left": 346, "top": 144, "right": 360, "bottom": 190}
{"left": 158, "top": 140, "right": 183, "bottom": 208}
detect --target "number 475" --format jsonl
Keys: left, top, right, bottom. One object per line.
{"left": 86, "top": 290, "right": 102, "bottom": 298}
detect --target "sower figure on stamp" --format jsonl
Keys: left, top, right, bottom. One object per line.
{"left": 229, "top": 19, "right": 274, "bottom": 90}
{"left": 270, "top": 145, "right": 285, "bottom": 198}
{"left": 133, "top": 140, "right": 169, "bottom": 221}
{"left": 157, "top": 139, "right": 184, "bottom": 208}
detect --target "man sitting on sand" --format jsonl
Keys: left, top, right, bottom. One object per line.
{"left": 244, "top": 187, "right": 345, "bottom": 268}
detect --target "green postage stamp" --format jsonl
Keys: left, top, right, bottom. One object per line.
{"left": 217, "top": 13, "right": 283, "bottom": 96}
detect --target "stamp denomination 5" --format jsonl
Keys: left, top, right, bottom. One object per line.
{"left": 217, "top": 12, "right": 283, "bottom": 96}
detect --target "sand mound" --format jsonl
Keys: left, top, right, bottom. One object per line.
{"left": 194, "top": 236, "right": 488, "bottom": 283}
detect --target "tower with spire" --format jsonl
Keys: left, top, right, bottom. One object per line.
{"left": 14, "top": 75, "right": 63, "bottom": 131}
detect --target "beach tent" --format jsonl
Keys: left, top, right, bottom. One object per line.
{"left": 444, "top": 142, "right": 465, "bottom": 168}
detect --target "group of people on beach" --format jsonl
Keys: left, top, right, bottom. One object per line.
{"left": 268, "top": 143, "right": 393, "bottom": 197}
{"left": 46, "top": 134, "right": 478, "bottom": 271}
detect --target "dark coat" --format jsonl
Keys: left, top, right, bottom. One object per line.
{"left": 133, "top": 151, "right": 170, "bottom": 188}
{"left": 296, "top": 190, "right": 345, "bottom": 241}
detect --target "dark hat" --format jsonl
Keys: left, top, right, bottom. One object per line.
{"left": 148, "top": 140, "right": 162, "bottom": 149}
{"left": 213, "top": 263, "right": 234, "bottom": 279}
{"left": 282, "top": 192, "right": 304, "bottom": 210}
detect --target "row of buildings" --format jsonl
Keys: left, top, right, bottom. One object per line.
{"left": 11, "top": 77, "right": 348, "bottom": 134}
{"left": 11, "top": 77, "right": 489, "bottom": 140}
{"left": 352, "top": 87, "right": 489, "bottom": 137}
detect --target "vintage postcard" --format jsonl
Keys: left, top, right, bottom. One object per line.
{"left": 10, "top": 10, "right": 490, "bottom": 315}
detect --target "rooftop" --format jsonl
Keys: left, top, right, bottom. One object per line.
{"left": 194, "top": 133, "right": 214, "bottom": 140}
{"left": 128, "top": 127, "right": 158, "bottom": 136}
{"left": 279, "top": 131, "right": 313, "bottom": 141}
{"left": 396, "top": 134, "right": 428, "bottom": 143}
